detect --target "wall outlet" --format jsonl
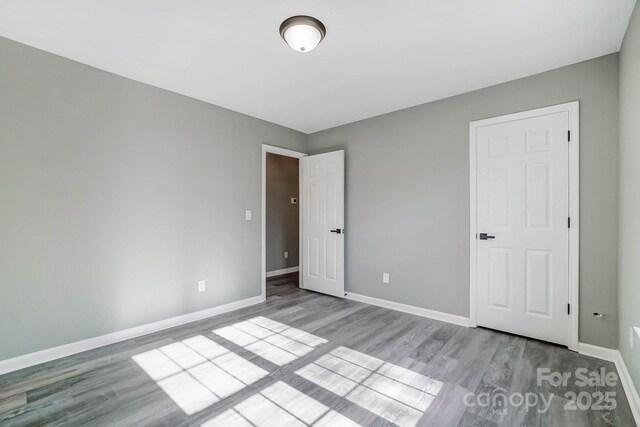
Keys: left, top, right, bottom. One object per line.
{"left": 245, "top": 210, "right": 252, "bottom": 221}
{"left": 382, "top": 273, "right": 390, "bottom": 284}
{"left": 284, "top": 251, "right": 289, "bottom": 259}
{"left": 291, "top": 197, "right": 297, "bottom": 204}
{"left": 198, "top": 280, "right": 206, "bottom": 292}
{"left": 631, "top": 326, "right": 635, "bottom": 350}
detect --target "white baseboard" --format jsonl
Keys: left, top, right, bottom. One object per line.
{"left": 577, "top": 342, "right": 619, "bottom": 361}
{"left": 344, "top": 292, "right": 470, "bottom": 327}
{"left": 614, "top": 351, "right": 640, "bottom": 425}
{"left": 579, "top": 342, "right": 640, "bottom": 424}
{"left": 266, "top": 266, "right": 299, "bottom": 278}
{"left": 0, "top": 295, "right": 265, "bottom": 376}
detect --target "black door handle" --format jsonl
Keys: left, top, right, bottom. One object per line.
{"left": 479, "top": 233, "right": 496, "bottom": 240}
{"left": 330, "top": 229, "right": 344, "bottom": 234}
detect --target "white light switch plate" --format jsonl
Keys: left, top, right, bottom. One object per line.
{"left": 284, "top": 251, "right": 289, "bottom": 259}
{"left": 382, "top": 273, "right": 390, "bottom": 284}
{"left": 245, "top": 210, "right": 252, "bottom": 221}
{"left": 198, "top": 280, "right": 206, "bottom": 292}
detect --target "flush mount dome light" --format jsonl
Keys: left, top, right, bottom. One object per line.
{"left": 279, "top": 15, "right": 326, "bottom": 53}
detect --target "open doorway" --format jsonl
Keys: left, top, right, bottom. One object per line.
{"left": 261, "top": 145, "right": 306, "bottom": 300}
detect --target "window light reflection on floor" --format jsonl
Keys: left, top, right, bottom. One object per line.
{"left": 295, "top": 346, "right": 443, "bottom": 427}
{"left": 212, "top": 316, "right": 327, "bottom": 366}
{"left": 132, "top": 335, "right": 268, "bottom": 415}
{"left": 202, "top": 381, "right": 361, "bottom": 427}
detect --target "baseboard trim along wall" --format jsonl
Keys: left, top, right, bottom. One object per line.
{"left": 578, "top": 343, "right": 640, "bottom": 424}
{"left": 266, "top": 266, "right": 299, "bottom": 278}
{"left": 0, "top": 295, "right": 265, "bottom": 376}
{"left": 344, "top": 292, "right": 471, "bottom": 327}
{"left": 577, "top": 342, "right": 619, "bottom": 361}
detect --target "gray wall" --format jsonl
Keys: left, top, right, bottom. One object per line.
{"left": 308, "top": 54, "right": 620, "bottom": 348}
{"left": 266, "top": 153, "right": 299, "bottom": 272}
{"left": 618, "top": 2, "right": 640, "bottom": 392}
{"left": 0, "top": 33, "right": 626, "bottom": 361}
{"left": 0, "top": 37, "right": 306, "bottom": 360}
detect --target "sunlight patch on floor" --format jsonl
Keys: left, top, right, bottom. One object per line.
{"left": 132, "top": 335, "right": 268, "bottom": 415}
{"left": 133, "top": 318, "right": 439, "bottom": 425}
{"left": 212, "top": 316, "right": 327, "bottom": 366}
{"left": 201, "top": 381, "right": 361, "bottom": 427}
{"left": 295, "top": 346, "right": 442, "bottom": 427}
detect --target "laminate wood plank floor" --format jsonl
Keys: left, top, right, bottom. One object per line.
{"left": 0, "top": 276, "right": 635, "bottom": 426}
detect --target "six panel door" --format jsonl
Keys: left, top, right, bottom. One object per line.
{"left": 475, "top": 112, "right": 570, "bottom": 346}
{"left": 302, "top": 151, "right": 345, "bottom": 298}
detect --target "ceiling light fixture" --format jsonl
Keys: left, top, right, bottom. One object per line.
{"left": 279, "top": 15, "right": 326, "bottom": 53}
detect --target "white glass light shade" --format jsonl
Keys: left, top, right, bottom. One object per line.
{"left": 283, "top": 24, "right": 322, "bottom": 52}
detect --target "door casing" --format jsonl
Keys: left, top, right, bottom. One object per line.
{"left": 469, "top": 101, "right": 580, "bottom": 351}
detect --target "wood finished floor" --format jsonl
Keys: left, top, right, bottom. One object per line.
{"left": 0, "top": 274, "right": 635, "bottom": 426}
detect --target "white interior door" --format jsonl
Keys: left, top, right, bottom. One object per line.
{"left": 302, "top": 151, "right": 345, "bottom": 298}
{"left": 474, "top": 111, "right": 570, "bottom": 346}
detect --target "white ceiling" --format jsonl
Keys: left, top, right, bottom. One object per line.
{"left": 0, "top": 1, "right": 636, "bottom": 133}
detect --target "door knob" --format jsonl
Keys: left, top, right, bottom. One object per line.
{"left": 330, "top": 228, "right": 344, "bottom": 234}
{"left": 479, "top": 233, "right": 495, "bottom": 240}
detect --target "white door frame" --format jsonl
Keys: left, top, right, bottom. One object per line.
{"left": 261, "top": 144, "right": 307, "bottom": 300}
{"left": 469, "top": 101, "right": 580, "bottom": 351}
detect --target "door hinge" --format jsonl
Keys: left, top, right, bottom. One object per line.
{"left": 568, "top": 130, "right": 571, "bottom": 142}
{"left": 567, "top": 303, "right": 571, "bottom": 315}
{"left": 568, "top": 217, "right": 571, "bottom": 228}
